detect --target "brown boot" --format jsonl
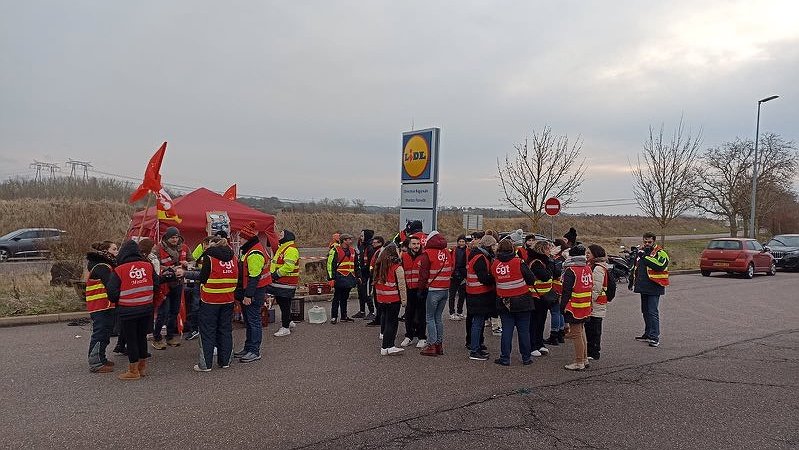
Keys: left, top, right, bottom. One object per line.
{"left": 95, "top": 363, "right": 114, "bottom": 373}
{"left": 104, "top": 361, "right": 114, "bottom": 367}
{"left": 118, "top": 363, "right": 141, "bottom": 380}
{"left": 166, "top": 337, "right": 181, "bottom": 347}
{"left": 137, "top": 359, "right": 147, "bottom": 377}
{"left": 420, "top": 344, "right": 438, "bottom": 357}
{"left": 436, "top": 343, "right": 444, "bottom": 355}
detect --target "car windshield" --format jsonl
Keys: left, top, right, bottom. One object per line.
{"left": 707, "top": 240, "right": 742, "bottom": 250}
{"left": 767, "top": 236, "right": 799, "bottom": 247}
{"left": 0, "top": 230, "right": 21, "bottom": 240}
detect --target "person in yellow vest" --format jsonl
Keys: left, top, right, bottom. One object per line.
{"left": 85, "top": 240, "right": 119, "bottom": 373}
{"left": 234, "top": 221, "right": 271, "bottom": 363}
{"left": 560, "top": 245, "right": 593, "bottom": 371}
{"left": 629, "top": 232, "right": 669, "bottom": 348}
{"left": 183, "top": 237, "right": 238, "bottom": 372}
{"left": 268, "top": 229, "right": 300, "bottom": 337}
{"left": 326, "top": 233, "right": 359, "bottom": 324}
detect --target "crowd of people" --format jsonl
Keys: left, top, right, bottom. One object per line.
{"left": 82, "top": 219, "right": 670, "bottom": 379}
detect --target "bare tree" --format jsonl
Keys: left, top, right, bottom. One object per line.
{"left": 497, "top": 126, "right": 586, "bottom": 231}
{"left": 693, "top": 138, "right": 752, "bottom": 237}
{"left": 631, "top": 119, "right": 701, "bottom": 244}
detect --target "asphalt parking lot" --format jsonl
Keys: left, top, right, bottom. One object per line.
{"left": 1, "top": 271, "right": 797, "bottom": 449}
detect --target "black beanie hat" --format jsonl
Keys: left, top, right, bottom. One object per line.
{"left": 569, "top": 244, "right": 586, "bottom": 257}
{"left": 164, "top": 227, "right": 180, "bottom": 240}
{"left": 564, "top": 227, "right": 577, "bottom": 244}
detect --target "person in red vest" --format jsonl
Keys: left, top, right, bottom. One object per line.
{"left": 491, "top": 239, "right": 536, "bottom": 366}
{"left": 106, "top": 240, "right": 159, "bottom": 380}
{"left": 151, "top": 226, "right": 193, "bottom": 350}
{"left": 183, "top": 237, "right": 238, "bottom": 372}
{"left": 372, "top": 244, "right": 407, "bottom": 355}
{"left": 85, "top": 240, "right": 119, "bottom": 373}
{"left": 326, "top": 233, "right": 359, "bottom": 324}
{"left": 417, "top": 231, "right": 453, "bottom": 357}
{"left": 354, "top": 229, "right": 376, "bottom": 321}
{"left": 465, "top": 235, "right": 497, "bottom": 361}
{"left": 399, "top": 235, "right": 426, "bottom": 348}
{"left": 560, "top": 245, "right": 593, "bottom": 371}
{"left": 586, "top": 244, "right": 611, "bottom": 361}
{"left": 234, "top": 221, "right": 271, "bottom": 363}
{"left": 365, "top": 236, "right": 386, "bottom": 327}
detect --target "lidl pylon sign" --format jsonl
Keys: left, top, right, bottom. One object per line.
{"left": 400, "top": 128, "right": 440, "bottom": 233}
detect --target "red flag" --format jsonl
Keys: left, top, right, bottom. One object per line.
{"left": 223, "top": 184, "right": 237, "bottom": 200}
{"left": 129, "top": 142, "right": 167, "bottom": 203}
{"left": 155, "top": 187, "right": 181, "bottom": 223}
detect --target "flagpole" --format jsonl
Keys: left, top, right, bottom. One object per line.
{"left": 136, "top": 192, "right": 153, "bottom": 239}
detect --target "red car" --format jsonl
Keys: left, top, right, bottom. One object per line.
{"left": 700, "top": 238, "right": 776, "bottom": 278}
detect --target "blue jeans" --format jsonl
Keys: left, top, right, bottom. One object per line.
{"left": 184, "top": 283, "right": 200, "bottom": 334}
{"left": 640, "top": 294, "right": 660, "bottom": 341}
{"left": 499, "top": 311, "right": 532, "bottom": 364}
{"left": 198, "top": 302, "right": 233, "bottom": 369}
{"left": 470, "top": 313, "right": 486, "bottom": 353}
{"left": 425, "top": 290, "right": 449, "bottom": 344}
{"left": 243, "top": 286, "right": 267, "bottom": 355}
{"left": 154, "top": 282, "right": 182, "bottom": 340}
{"left": 88, "top": 309, "right": 115, "bottom": 371}
{"left": 549, "top": 301, "right": 564, "bottom": 331}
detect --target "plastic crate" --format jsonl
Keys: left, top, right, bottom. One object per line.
{"left": 290, "top": 297, "right": 305, "bottom": 322}
{"left": 307, "top": 282, "right": 331, "bottom": 295}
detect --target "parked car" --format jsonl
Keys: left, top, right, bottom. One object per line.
{"left": 0, "top": 228, "right": 65, "bottom": 262}
{"left": 699, "top": 238, "right": 776, "bottom": 279}
{"left": 764, "top": 234, "right": 799, "bottom": 271}
{"left": 497, "top": 230, "right": 550, "bottom": 246}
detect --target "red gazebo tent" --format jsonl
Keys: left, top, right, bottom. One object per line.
{"left": 128, "top": 187, "right": 278, "bottom": 251}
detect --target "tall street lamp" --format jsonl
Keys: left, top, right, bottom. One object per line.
{"left": 749, "top": 95, "right": 779, "bottom": 239}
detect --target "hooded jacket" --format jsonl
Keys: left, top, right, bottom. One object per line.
{"left": 184, "top": 244, "right": 235, "bottom": 285}
{"left": 465, "top": 246, "right": 496, "bottom": 316}
{"left": 417, "top": 232, "right": 449, "bottom": 292}
{"left": 358, "top": 229, "right": 375, "bottom": 278}
{"left": 106, "top": 240, "right": 158, "bottom": 319}
{"left": 86, "top": 250, "right": 116, "bottom": 288}
{"left": 494, "top": 250, "right": 536, "bottom": 313}
{"left": 560, "top": 255, "right": 589, "bottom": 323}
{"left": 239, "top": 236, "right": 269, "bottom": 298}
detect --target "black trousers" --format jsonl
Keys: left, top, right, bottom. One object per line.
{"left": 331, "top": 287, "right": 352, "bottom": 319}
{"left": 275, "top": 295, "right": 292, "bottom": 328}
{"left": 121, "top": 314, "right": 150, "bottom": 364}
{"left": 380, "top": 302, "right": 402, "bottom": 349}
{"left": 404, "top": 289, "right": 426, "bottom": 339}
{"left": 357, "top": 276, "right": 375, "bottom": 314}
{"left": 448, "top": 279, "right": 466, "bottom": 315}
{"left": 585, "top": 316, "right": 603, "bottom": 358}
{"left": 530, "top": 298, "right": 549, "bottom": 350}
{"left": 198, "top": 302, "right": 233, "bottom": 369}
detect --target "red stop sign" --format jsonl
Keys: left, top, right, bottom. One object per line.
{"left": 544, "top": 197, "right": 561, "bottom": 216}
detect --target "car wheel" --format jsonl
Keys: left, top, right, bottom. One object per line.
{"left": 766, "top": 262, "right": 776, "bottom": 276}
{"left": 744, "top": 263, "right": 754, "bottom": 279}
{"left": 0, "top": 248, "right": 9, "bottom": 262}
{"left": 701, "top": 270, "right": 711, "bottom": 277}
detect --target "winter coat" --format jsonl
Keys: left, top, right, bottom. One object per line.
{"left": 630, "top": 246, "right": 668, "bottom": 296}
{"left": 451, "top": 245, "right": 468, "bottom": 282}
{"left": 357, "top": 229, "right": 376, "bottom": 278}
{"left": 106, "top": 240, "right": 158, "bottom": 320}
{"left": 465, "top": 246, "right": 497, "bottom": 316}
{"left": 560, "top": 255, "right": 588, "bottom": 324}
{"left": 417, "top": 233, "right": 449, "bottom": 293}
{"left": 86, "top": 250, "right": 116, "bottom": 288}
{"left": 494, "top": 250, "right": 535, "bottom": 314}
{"left": 590, "top": 257, "right": 611, "bottom": 318}
{"left": 183, "top": 244, "right": 235, "bottom": 285}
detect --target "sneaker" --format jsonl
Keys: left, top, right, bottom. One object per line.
{"left": 365, "top": 320, "right": 380, "bottom": 327}
{"left": 386, "top": 346, "right": 405, "bottom": 355}
{"left": 531, "top": 350, "right": 542, "bottom": 357}
{"left": 213, "top": 347, "right": 217, "bottom": 356}
{"left": 469, "top": 352, "right": 488, "bottom": 361}
{"left": 449, "top": 313, "right": 460, "bottom": 321}
{"left": 166, "top": 337, "right": 181, "bottom": 347}
{"left": 233, "top": 349, "right": 248, "bottom": 358}
{"left": 648, "top": 340, "right": 660, "bottom": 347}
{"left": 379, "top": 333, "right": 383, "bottom": 340}
{"left": 457, "top": 313, "right": 466, "bottom": 319}
{"left": 492, "top": 328, "right": 502, "bottom": 336}
{"left": 564, "top": 362, "right": 585, "bottom": 371}
{"left": 340, "top": 317, "right": 354, "bottom": 322}
{"left": 364, "top": 313, "right": 375, "bottom": 321}
{"left": 239, "top": 353, "right": 262, "bottom": 363}
{"left": 151, "top": 340, "right": 167, "bottom": 350}
{"left": 352, "top": 311, "right": 366, "bottom": 319}
{"left": 330, "top": 317, "right": 338, "bottom": 325}
{"left": 635, "top": 334, "right": 650, "bottom": 341}
{"left": 185, "top": 331, "right": 200, "bottom": 341}
{"left": 398, "top": 315, "right": 405, "bottom": 322}
{"left": 522, "top": 359, "right": 533, "bottom": 366}
{"left": 587, "top": 356, "right": 594, "bottom": 360}
{"left": 415, "top": 339, "right": 427, "bottom": 348}
{"left": 539, "top": 347, "right": 549, "bottom": 355}
{"left": 220, "top": 364, "right": 230, "bottom": 369}
{"left": 400, "top": 337, "right": 414, "bottom": 347}
{"left": 273, "top": 327, "right": 291, "bottom": 337}
{"left": 493, "top": 358, "right": 510, "bottom": 366}
{"left": 289, "top": 321, "right": 297, "bottom": 329}
{"left": 193, "top": 364, "right": 212, "bottom": 372}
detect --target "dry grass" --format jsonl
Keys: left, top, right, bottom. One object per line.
{"left": 0, "top": 273, "right": 83, "bottom": 316}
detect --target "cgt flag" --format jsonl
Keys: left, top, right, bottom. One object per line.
{"left": 155, "top": 187, "right": 182, "bottom": 223}
{"left": 223, "top": 184, "right": 237, "bottom": 200}
{"left": 129, "top": 142, "right": 167, "bottom": 203}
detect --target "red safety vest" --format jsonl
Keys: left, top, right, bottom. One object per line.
{"left": 424, "top": 248, "right": 452, "bottom": 290}
{"left": 491, "top": 257, "right": 530, "bottom": 297}
{"left": 270, "top": 243, "right": 299, "bottom": 289}
{"left": 466, "top": 253, "right": 493, "bottom": 295}
{"left": 401, "top": 252, "right": 420, "bottom": 289}
{"left": 85, "top": 263, "right": 114, "bottom": 312}
{"left": 242, "top": 242, "right": 272, "bottom": 289}
{"left": 564, "top": 265, "right": 593, "bottom": 319}
{"left": 158, "top": 244, "right": 188, "bottom": 270}
{"left": 114, "top": 261, "right": 154, "bottom": 307}
{"left": 334, "top": 246, "right": 356, "bottom": 277}
{"left": 374, "top": 263, "right": 402, "bottom": 304}
{"left": 201, "top": 256, "right": 239, "bottom": 304}
{"left": 596, "top": 265, "right": 609, "bottom": 305}
{"left": 529, "top": 260, "right": 553, "bottom": 298}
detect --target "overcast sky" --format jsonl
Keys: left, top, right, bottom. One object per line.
{"left": 1, "top": 1, "right": 798, "bottom": 214}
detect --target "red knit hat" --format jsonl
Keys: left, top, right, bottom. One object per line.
{"left": 240, "top": 220, "right": 259, "bottom": 239}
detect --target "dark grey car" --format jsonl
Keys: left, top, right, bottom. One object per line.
{"left": 765, "top": 234, "right": 799, "bottom": 271}
{"left": 0, "top": 228, "right": 65, "bottom": 261}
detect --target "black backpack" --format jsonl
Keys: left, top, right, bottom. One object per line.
{"left": 604, "top": 266, "right": 616, "bottom": 302}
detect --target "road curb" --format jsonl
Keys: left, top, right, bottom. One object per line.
{"left": 671, "top": 269, "right": 701, "bottom": 275}
{"left": 0, "top": 311, "right": 89, "bottom": 328}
